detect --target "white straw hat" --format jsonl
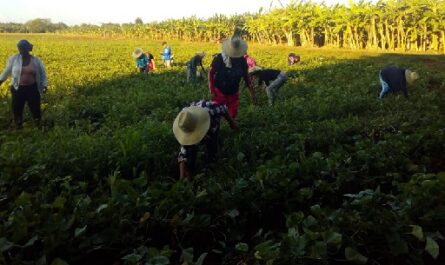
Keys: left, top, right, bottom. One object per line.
{"left": 222, "top": 28, "right": 248, "bottom": 58}
{"left": 405, "top": 69, "right": 419, "bottom": 84}
{"left": 132, "top": 48, "right": 143, "bottom": 59}
{"left": 173, "top": 107, "right": 210, "bottom": 145}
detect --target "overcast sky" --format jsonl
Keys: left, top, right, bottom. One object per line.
{"left": 0, "top": 0, "right": 349, "bottom": 26}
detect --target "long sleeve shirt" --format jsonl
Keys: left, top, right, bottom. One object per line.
{"left": 380, "top": 66, "right": 408, "bottom": 97}
{"left": 0, "top": 54, "right": 48, "bottom": 94}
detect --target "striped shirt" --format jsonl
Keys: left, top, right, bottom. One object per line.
{"left": 188, "top": 99, "right": 228, "bottom": 135}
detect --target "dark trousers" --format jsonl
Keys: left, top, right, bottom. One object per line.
{"left": 183, "top": 130, "right": 219, "bottom": 173}
{"left": 11, "top": 83, "right": 41, "bottom": 126}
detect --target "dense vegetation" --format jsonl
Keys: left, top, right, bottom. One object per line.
{"left": 2, "top": 0, "right": 445, "bottom": 52}
{"left": 0, "top": 34, "right": 444, "bottom": 265}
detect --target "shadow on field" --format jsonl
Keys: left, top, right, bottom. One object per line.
{"left": 1, "top": 53, "right": 444, "bottom": 265}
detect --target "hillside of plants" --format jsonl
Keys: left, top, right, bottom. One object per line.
{"left": 0, "top": 34, "right": 444, "bottom": 265}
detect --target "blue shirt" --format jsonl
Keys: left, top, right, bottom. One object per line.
{"left": 162, "top": 46, "right": 171, "bottom": 60}
{"left": 380, "top": 66, "right": 407, "bottom": 96}
{"left": 136, "top": 54, "right": 149, "bottom": 68}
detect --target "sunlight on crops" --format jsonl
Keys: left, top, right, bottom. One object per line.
{"left": 0, "top": 34, "right": 444, "bottom": 265}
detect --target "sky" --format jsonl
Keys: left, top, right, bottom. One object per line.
{"left": 0, "top": 0, "right": 349, "bottom": 26}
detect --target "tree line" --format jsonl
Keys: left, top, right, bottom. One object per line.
{"left": 0, "top": 19, "right": 68, "bottom": 33}
{"left": 2, "top": 0, "right": 444, "bottom": 52}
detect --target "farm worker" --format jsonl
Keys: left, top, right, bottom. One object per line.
{"left": 288, "top": 53, "right": 300, "bottom": 65}
{"left": 244, "top": 54, "right": 257, "bottom": 68}
{"left": 0, "top": 39, "right": 48, "bottom": 128}
{"left": 379, "top": 66, "right": 419, "bottom": 99}
{"left": 186, "top": 51, "right": 206, "bottom": 83}
{"left": 146, "top": 50, "right": 156, "bottom": 72}
{"left": 161, "top": 42, "right": 172, "bottom": 68}
{"left": 173, "top": 100, "right": 238, "bottom": 180}
{"left": 133, "top": 48, "right": 149, "bottom": 73}
{"left": 208, "top": 28, "right": 257, "bottom": 118}
{"left": 248, "top": 66, "right": 288, "bottom": 106}
{"left": 244, "top": 54, "right": 257, "bottom": 84}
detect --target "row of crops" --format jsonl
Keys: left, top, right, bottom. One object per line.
{"left": 0, "top": 34, "right": 444, "bottom": 264}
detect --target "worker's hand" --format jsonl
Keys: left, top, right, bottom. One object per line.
{"left": 43, "top": 87, "right": 48, "bottom": 94}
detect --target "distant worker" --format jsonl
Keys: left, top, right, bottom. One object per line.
{"left": 0, "top": 39, "right": 48, "bottom": 128}
{"left": 173, "top": 100, "right": 238, "bottom": 180}
{"left": 209, "top": 28, "right": 257, "bottom": 118}
{"left": 133, "top": 48, "right": 149, "bottom": 73}
{"left": 288, "top": 53, "right": 300, "bottom": 66}
{"left": 146, "top": 50, "right": 156, "bottom": 72}
{"left": 186, "top": 51, "right": 206, "bottom": 83}
{"left": 244, "top": 54, "right": 257, "bottom": 68}
{"left": 161, "top": 42, "right": 172, "bottom": 68}
{"left": 248, "top": 66, "right": 288, "bottom": 106}
{"left": 379, "top": 66, "right": 419, "bottom": 98}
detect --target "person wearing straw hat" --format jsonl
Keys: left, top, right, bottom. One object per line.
{"left": 186, "top": 51, "right": 207, "bottom": 83}
{"left": 379, "top": 66, "right": 419, "bottom": 99}
{"left": 208, "top": 28, "right": 256, "bottom": 118}
{"left": 173, "top": 100, "right": 238, "bottom": 180}
{"left": 248, "top": 66, "right": 288, "bottom": 106}
{"left": 133, "top": 48, "right": 149, "bottom": 73}
{"left": 0, "top": 39, "right": 48, "bottom": 128}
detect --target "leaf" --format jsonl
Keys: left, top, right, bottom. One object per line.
{"left": 345, "top": 247, "right": 368, "bottom": 265}
{"left": 122, "top": 253, "right": 142, "bottom": 263}
{"left": 235, "top": 242, "right": 249, "bottom": 252}
{"left": 95, "top": 204, "right": 108, "bottom": 213}
{"left": 50, "top": 258, "right": 69, "bottom": 265}
{"left": 0, "top": 237, "right": 14, "bottom": 252}
{"left": 324, "top": 231, "right": 342, "bottom": 246}
{"left": 74, "top": 225, "right": 87, "bottom": 237}
{"left": 425, "top": 236, "right": 439, "bottom": 259}
{"left": 286, "top": 211, "right": 304, "bottom": 227}
{"left": 15, "top": 192, "right": 31, "bottom": 206}
{"left": 52, "top": 196, "right": 66, "bottom": 209}
{"left": 181, "top": 248, "right": 194, "bottom": 263}
{"left": 195, "top": 252, "right": 207, "bottom": 265}
{"left": 409, "top": 225, "right": 424, "bottom": 241}
{"left": 148, "top": 255, "right": 170, "bottom": 265}
{"left": 226, "top": 209, "right": 239, "bottom": 219}
{"left": 237, "top": 152, "right": 245, "bottom": 161}
{"left": 22, "top": 235, "right": 38, "bottom": 248}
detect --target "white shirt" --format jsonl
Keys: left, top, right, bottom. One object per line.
{"left": 0, "top": 54, "right": 48, "bottom": 94}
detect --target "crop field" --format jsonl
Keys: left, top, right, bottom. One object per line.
{"left": 0, "top": 34, "right": 444, "bottom": 265}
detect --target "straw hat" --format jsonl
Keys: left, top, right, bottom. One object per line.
{"left": 405, "top": 69, "right": 419, "bottom": 84}
{"left": 196, "top": 51, "right": 206, "bottom": 57}
{"left": 222, "top": 28, "right": 248, "bottom": 58}
{"left": 248, "top": 66, "right": 262, "bottom": 74}
{"left": 173, "top": 106, "right": 210, "bottom": 145}
{"left": 132, "top": 48, "right": 143, "bottom": 59}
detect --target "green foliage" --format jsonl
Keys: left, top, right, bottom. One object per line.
{"left": 0, "top": 35, "right": 444, "bottom": 264}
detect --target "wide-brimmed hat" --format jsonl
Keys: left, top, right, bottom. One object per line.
{"left": 222, "top": 28, "right": 248, "bottom": 58}
{"left": 196, "top": 51, "right": 206, "bottom": 57}
{"left": 132, "top": 48, "right": 143, "bottom": 59}
{"left": 173, "top": 106, "right": 210, "bottom": 145}
{"left": 405, "top": 69, "right": 419, "bottom": 84}
{"left": 248, "top": 66, "right": 262, "bottom": 74}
